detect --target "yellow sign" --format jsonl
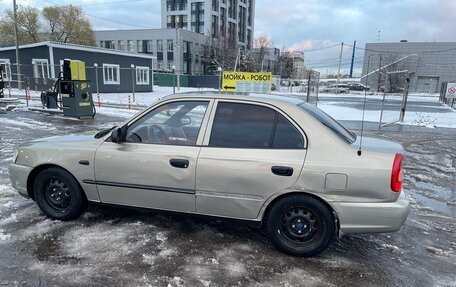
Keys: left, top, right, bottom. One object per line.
{"left": 222, "top": 71, "right": 272, "bottom": 93}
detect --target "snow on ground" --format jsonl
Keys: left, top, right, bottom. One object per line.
{"left": 7, "top": 87, "right": 456, "bottom": 128}
{"left": 95, "top": 106, "right": 141, "bottom": 118}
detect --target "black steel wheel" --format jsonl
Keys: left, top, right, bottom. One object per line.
{"left": 267, "top": 194, "right": 335, "bottom": 256}
{"left": 34, "top": 167, "right": 87, "bottom": 221}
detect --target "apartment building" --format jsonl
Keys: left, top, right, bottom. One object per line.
{"left": 162, "top": 0, "right": 255, "bottom": 50}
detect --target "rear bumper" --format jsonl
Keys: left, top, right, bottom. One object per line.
{"left": 9, "top": 163, "right": 33, "bottom": 198}
{"left": 332, "top": 191, "right": 410, "bottom": 234}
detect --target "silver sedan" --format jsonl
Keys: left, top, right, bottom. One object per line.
{"left": 10, "top": 93, "right": 410, "bottom": 256}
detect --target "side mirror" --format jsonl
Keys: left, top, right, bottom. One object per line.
{"left": 110, "top": 128, "right": 123, "bottom": 143}
{"left": 180, "top": 115, "right": 191, "bottom": 126}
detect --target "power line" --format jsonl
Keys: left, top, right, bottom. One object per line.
{"left": 85, "top": 13, "right": 153, "bottom": 29}
{"left": 306, "top": 56, "right": 363, "bottom": 65}
{"left": 302, "top": 43, "right": 341, "bottom": 53}
{"left": 80, "top": 0, "right": 145, "bottom": 6}
{"left": 345, "top": 43, "right": 456, "bottom": 56}
{"left": 42, "top": 0, "right": 153, "bottom": 29}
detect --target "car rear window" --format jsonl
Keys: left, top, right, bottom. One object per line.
{"left": 298, "top": 102, "right": 356, "bottom": 144}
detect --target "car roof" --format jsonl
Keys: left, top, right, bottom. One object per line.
{"left": 162, "top": 91, "right": 306, "bottom": 106}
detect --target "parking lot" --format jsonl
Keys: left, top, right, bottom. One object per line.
{"left": 0, "top": 100, "right": 455, "bottom": 287}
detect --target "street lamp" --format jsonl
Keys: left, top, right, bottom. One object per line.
{"left": 172, "top": 65, "right": 176, "bottom": 94}
{"left": 94, "top": 63, "right": 99, "bottom": 96}
{"left": 131, "top": 64, "right": 135, "bottom": 102}
{"left": 217, "top": 67, "right": 222, "bottom": 92}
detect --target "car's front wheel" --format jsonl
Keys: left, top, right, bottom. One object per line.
{"left": 267, "top": 194, "right": 335, "bottom": 256}
{"left": 34, "top": 167, "right": 87, "bottom": 221}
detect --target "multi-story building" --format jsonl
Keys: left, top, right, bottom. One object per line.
{"left": 250, "top": 47, "right": 280, "bottom": 73}
{"left": 95, "top": 28, "right": 209, "bottom": 75}
{"left": 162, "top": 0, "right": 255, "bottom": 50}
{"left": 290, "top": 51, "right": 305, "bottom": 79}
{"left": 361, "top": 41, "right": 456, "bottom": 93}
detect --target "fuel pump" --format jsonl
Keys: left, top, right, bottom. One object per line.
{"left": 40, "top": 59, "right": 95, "bottom": 118}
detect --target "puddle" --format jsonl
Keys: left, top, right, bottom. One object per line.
{"left": 410, "top": 192, "right": 456, "bottom": 217}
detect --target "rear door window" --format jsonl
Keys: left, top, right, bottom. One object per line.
{"left": 272, "top": 114, "right": 304, "bottom": 149}
{"left": 209, "top": 102, "right": 304, "bottom": 149}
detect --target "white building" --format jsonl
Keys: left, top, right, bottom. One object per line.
{"left": 161, "top": 0, "right": 255, "bottom": 50}
{"left": 95, "top": 28, "right": 209, "bottom": 75}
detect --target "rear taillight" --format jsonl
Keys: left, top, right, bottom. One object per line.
{"left": 391, "top": 153, "right": 403, "bottom": 192}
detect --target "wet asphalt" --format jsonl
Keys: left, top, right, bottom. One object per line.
{"left": 0, "top": 101, "right": 455, "bottom": 287}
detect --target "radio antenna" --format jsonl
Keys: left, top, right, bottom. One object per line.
{"left": 358, "top": 54, "right": 373, "bottom": 156}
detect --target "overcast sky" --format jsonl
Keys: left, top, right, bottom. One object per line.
{"left": 1, "top": 0, "right": 454, "bottom": 76}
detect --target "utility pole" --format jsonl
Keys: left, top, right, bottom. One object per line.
{"left": 13, "top": 0, "right": 22, "bottom": 90}
{"left": 234, "top": 47, "right": 240, "bottom": 72}
{"left": 376, "top": 54, "right": 382, "bottom": 92}
{"left": 336, "top": 42, "right": 344, "bottom": 91}
{"left": 349, "top": 41, "right": 356, "bottom": 78}
{"left": 175, "top": 28, "right": 181, "bottom": 90}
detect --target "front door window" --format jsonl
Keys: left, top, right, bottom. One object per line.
{"left": 126, "top": 101, "right": 209, "bottom": 146}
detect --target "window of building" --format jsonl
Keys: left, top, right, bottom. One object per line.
{"left": 147, "top": 40, "right": 153, "bottom": 53}
{"left": 212, "top": 0, "right": 219, "bottom": 11}
{"left": 127, "top": 40, "right": 134, "bottom": 52}
{"left": 137, "top": 40, "right": 144, "bottom": 53}
{"left": 209, "top": 102, "right": 304, "bottom": 149}
{"left": 118, "top": 40, "right": 125, "bottom": 51}
{"left": 167, "top": 61, "right": 174, "bottom": 70}
{"left": 167, "top": 40, "right": 174, "bottom": 52}
{"left": 32, "top": 59, "right": 50, "bottom": 79}
{"left": 157, "top": 40, "right": 163, "bottom": 52}
{"left": 158, "top": 60, "right": 165, "bottom": 70}
{"left": 136, "top": 66, "right": 149, "bottom": 85}
{"left": 103, "top": 64, "right": 120, "bottom": 85}
{"left": 0, "top": 59, "right": 12, "bottom": 82}
{"left": 212, "top": 15, "right": 218, "bottom": 37}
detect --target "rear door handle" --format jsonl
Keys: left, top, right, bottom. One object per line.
{"left": 271, "top": 166, "right": 293, "bottom": 177}
{"left": 170, "top": 159, "right": 189, "bottom": 169}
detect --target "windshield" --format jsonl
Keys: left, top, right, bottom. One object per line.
{"left": 298, "top": 103, "right": 356, "bottom": 144}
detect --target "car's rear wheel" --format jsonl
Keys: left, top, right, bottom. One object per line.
{"left": 267, "top": 194, "right": 335, "bottom": 256}
{"left": 34, "top": 167, "right": 87, "bottom": 221}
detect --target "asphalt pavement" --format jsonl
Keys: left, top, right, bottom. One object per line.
{"left": 0, "top": 108, "right": 455, "bottom": 287}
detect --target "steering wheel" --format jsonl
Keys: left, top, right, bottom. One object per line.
{"left": 128, "top": 132, "right": 142, "bottom": 142}
{"left": 149, "top": 125, "right": 167, "bottom": 143}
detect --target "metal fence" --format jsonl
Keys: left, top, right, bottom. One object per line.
{"left": 440, "top": 82, "right": 456, "bottom": 108}
{"left": 306, "top": 70, "right": 320, "bottom": 105}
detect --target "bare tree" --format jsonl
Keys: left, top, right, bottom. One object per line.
{"left": 202, "top": 36, "right": 238, "bottom": 74}
{"left": 252, "top": 35, "right": 273, "bottom": 71}
{"left": 275, "top": 48, "right": 294, "bottom": 79}
{"left": 377, "top": 54, "right": 413, "bottom": 93}
{"left": 0, "top": 4, "right": 96, "bottom": 47}
{"left": 42, "top": 5, "right": 95, "bottom": 45}
{"left": 0, "top": 6, "right": 41, "bottom": 46}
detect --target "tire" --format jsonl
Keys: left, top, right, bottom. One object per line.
{"left": 33, "top": 167, "right": 87, "bottom": 221}
{"left": 267, "top": 194, "right": 335, "bottom": 256}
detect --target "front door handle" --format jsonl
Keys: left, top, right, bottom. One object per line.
{"left": 170, "top": 159, "right": 189, "bottom": 169}
{"left": 271, "top": 166, "right": 293, "bottom": 177}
